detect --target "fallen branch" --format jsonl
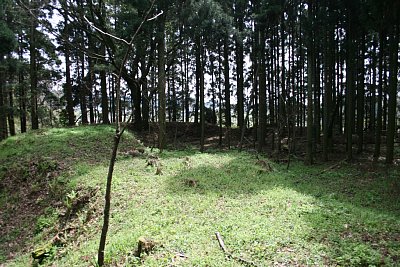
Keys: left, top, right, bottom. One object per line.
{"left": 215, "top": 232, "right": 261, "bottom": 267}
{"left": 319, "top": 159, "right": 347, "bottom": 175}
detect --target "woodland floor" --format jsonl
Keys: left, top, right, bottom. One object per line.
{"left": 0, "top": 123, "right": 399, "bottom": 266}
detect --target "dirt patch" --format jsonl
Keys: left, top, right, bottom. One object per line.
{"left": 0, "top": 157, "right": 67, "bottom": 261}
{"left": 133, "top": 122, "right": 266, "bottom": 150}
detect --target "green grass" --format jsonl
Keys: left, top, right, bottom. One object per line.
{"left": 1, "top": 126, "right": 399, "bottom": 266}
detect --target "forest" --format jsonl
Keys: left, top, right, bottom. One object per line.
{"left": 0, "top": 0, "right": 399, "bottom": 266}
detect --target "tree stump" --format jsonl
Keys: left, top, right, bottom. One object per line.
{"left": 135, "top": 237, "right": 157, "bottom": 257}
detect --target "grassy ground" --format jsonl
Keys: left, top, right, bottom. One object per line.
{"left": 1, "top": 125, "right": 399, "bottom": 266}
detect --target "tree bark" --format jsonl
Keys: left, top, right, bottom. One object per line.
{"left": 356, "top": 34, "right": 365, "bottom": 154}
{"left": 235, "top": 0, "right": 244, "bottom": 131}
{"left": 199, "top": 36, "right": 205, "bottom": 152}
{"left": 373, "top": 31, "right": 385, "bottom": 160}
{"left": 158, "top": 12, "right": 166, "bottom": 151}
{"left": 194, "top": 33, "right": 201, "bottom": 124}
{"left": 305, "top": 0, "right": 314, "bottom": 165}
{"left": 257, "top": 27, "right": 267, "bottom": 152}
{"left": 64, "top": 39, "right": 75, "bottom": 126}
{"left": 100, "top": 63, "right": 109, "bottom": 124}
{"left": 79, "top": 55, "right": 88, "bottom": 125}
{"left": 8, "top": 83, "right": 15, "bottom": 136}
{"left": 30, "top": 17, "right": 39, "bottom": 130}
{"left": 224, "top": 36, "right": 231, "bottom": 148}
{"left": 0, "top": 57, "right": 7, "bottom": 140}
{"left": 385, "top": 26, "right": 399, "bottom": 164}
{"left": 18, "top": 34, "right": 27, "bottom": 133}
{"left": 323, "top": 6, "right": 333, "bottom": 161}
{"left": 346, "top": 9, "right": 356, "bottom": 161}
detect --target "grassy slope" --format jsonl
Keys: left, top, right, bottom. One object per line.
{"left": 1, "top": 125, "right": 399, "bottom": 266}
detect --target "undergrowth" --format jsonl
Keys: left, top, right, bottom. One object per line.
{"left": 0, "top": 125, "right": 399, "bottom": 266}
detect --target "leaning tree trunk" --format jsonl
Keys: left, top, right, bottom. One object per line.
{"left": 96, "top": 2, "right": 156, "bottom": 265}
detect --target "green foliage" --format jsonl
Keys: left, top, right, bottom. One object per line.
{"left": 58, "top": 109, "right": 71, "bottom": 127}
{"left": 37, "top": 158, "right": 58, "bottom": 174}
{"left": 64, "top": 189, "right": 77, "bottom": 210}
{"left": 336, "top": 242, "right": 382, "bottom": 266}
{"left": 188, "top": 0, "right": 233, "bottom": 41}
{"left": 35, "top": 208, "right": 58, "bottom": 235}
{"left": 31, "top": 242, "right": 57, "bottom": 264}
{"left": 0, "top": 21, "right": 16, "bottom": 55}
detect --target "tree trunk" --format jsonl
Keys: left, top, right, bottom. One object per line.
{"left": 8, "top": 84, "right": 15, "bottom": 136}
{"left": 97, "top": 128, "right": 121, "bottom": 266}
{"left": 88, "top": 57, "right": 95, "bottom": 124}
{"left": 370, "top": 38, "right": 377, "bottom": 131}
{"left": 279, "top": 0, "right": 287, "bottom": 151}
{"left": 64, "top": 36, "right": 75, "bottom": 126}
{"left": 194, "top": 33, "right": 201, "bottom": 124}
{"left": 356, "top": 34, "right": 365, "bottom": 154}
{"left": 374, "top": 31, "right": 385, "bottom": 160}
{"left": 100, "top": 45, "right": 110, "bottom": 124}
{"left": 142, "top": 76, "right": 150, "bottom": 130}
{"left": 100, "top": 69, "right": 109, "bottom": 124}
{"left": 210, "top": 56, "right": 217, "bottom": 125}
{"left": 346, "top": 10, "right": 356, "bottom": 161}
{"left": 97, "top": 2, "right": 154, "bottom": 264}
{"left": 158, "top": 13, "right": 166, "bottom": 151}
{"left": 171, "top": 68, "right": 177, "bottom": 122}
{"left": 305, "top": 0, "right": 314, "bottom": 165}
{"left": 0, "top": 58, "right": 7, "bottom": 140}
{"left": 199, "top": 37, "right": 205, "bottom": 152}
{"left": 80, "top": 54, "right": 88, "bottom": 125}
{"left": 385, "top": 26, "right": 399, "bottom": 164}
{"left": 323, "top": 12, "right": 333, "bottom": 161}
{"left": 17, "top": 34, "right": 27, "bottom": 133}
{"left": 257, "top": 27, "right": 267, "bottom": 152}
{"left": 218, "top": 43, "right": 223, "bottom": 147}
{"left": 184, "top": 41, "right": 190, "bottom": 122}
{"left": 252, "top": 34, "right": 259, "bottom": 147}
{"left": 110, "top": 75, "right": 115, "bottom": 123}
{"left": 235, "top": 0, "right": 244, "bottom": 131}
{"left": 30, "top": 18, "right": 39, "bottom": 130}
{"left": 134, "top": 81, "right": 142, "bottom": 127}
{"left": 224, "top": 36, "right": 231, "bottom": 148}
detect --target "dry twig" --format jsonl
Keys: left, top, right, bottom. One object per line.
{"left": 215, "top": 232, "right": 261, "bottom": 267}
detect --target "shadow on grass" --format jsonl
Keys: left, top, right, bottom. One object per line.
{"left": 164, "top": 151, "right": 400, "bottom": 265}
{"left": 165, "top": 151, "right": 400, "bottom": 214}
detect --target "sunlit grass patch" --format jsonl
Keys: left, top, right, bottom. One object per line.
{"left": 1, "top": 127, "right": 399, "bottom": 266}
